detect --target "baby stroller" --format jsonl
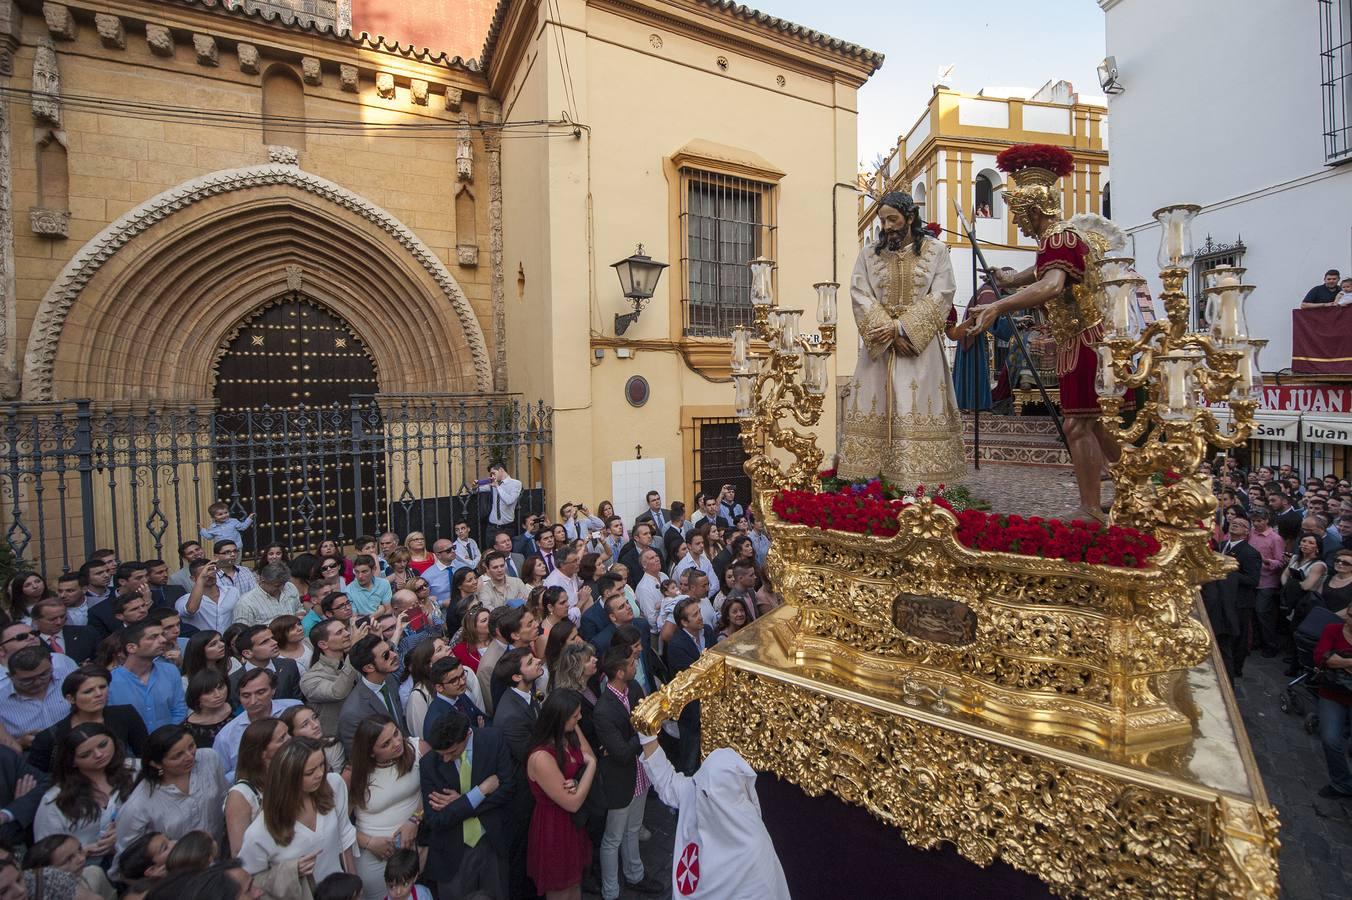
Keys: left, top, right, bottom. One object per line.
{"left": 1280, "top": 605, "right": 1344, "bottom": 732}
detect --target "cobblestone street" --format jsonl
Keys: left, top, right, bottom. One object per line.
{"left": 961, "top": 460, "right": 1114, "bottom": 519}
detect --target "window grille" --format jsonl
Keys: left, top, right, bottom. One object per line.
{"left": 680, "top": 170, "right": 777, "bottom": 336}
{"left": 1319, "top": 0, "right": 1352, "bottom": 162}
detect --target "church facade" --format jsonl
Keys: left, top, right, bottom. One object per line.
{"left": 0, "top": 0, "right": 878, "bottom": 561}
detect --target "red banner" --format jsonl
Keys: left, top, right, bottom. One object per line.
{"left": 1257, "top": 386, "right": 1352, "bottom": 413}
{"left": 1293, "top": 306, "right": 1352, "bottom": 375}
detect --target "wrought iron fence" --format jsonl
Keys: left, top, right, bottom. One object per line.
{"left": 0, "top": 395, "right": 552, "bottom": 577}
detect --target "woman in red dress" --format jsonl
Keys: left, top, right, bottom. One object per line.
{"left": 525, "top": 689, "right": 598, "bottom": 899}
{"left": 451, "top": 604, "right": 490, "bottom": 672}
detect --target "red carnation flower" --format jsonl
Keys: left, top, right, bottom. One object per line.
{"left": 996, "top": 143, "right": 1075, "bottom": 177}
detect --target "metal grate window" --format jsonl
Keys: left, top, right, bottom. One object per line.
{"left": 691, "top": 417, "right": 752, "bottom": 510}
{"left": 1319, "top": 0, "right": 1352, "bottom": 163}
{"left": 680, "top": 170, "right": 777, "bottom": 337}
{"left": 1190, "top": 235, "right": 1247, "bottom": 330}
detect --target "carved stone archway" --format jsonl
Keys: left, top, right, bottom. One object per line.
{"left": 21, "top": 159, "right": 492, "bottom": 400}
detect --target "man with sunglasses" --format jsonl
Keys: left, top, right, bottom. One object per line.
{"left": 338, "top": 634, "right": 408, "bottom": 752}
{"left": 0, "top": 624, "right": 75, "bottom": 698}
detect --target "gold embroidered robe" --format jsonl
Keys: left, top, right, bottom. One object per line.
{"left": 836, "top": 237, "right": 966, "bottom": 490}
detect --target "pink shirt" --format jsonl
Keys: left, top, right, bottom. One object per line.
{"left": 1248, "top": 526, "right": 1286, "bottom": 590}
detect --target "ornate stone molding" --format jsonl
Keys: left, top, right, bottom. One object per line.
{"left": 266, "top": 145, "right": 299, "bottom": 166}
{"left": 29, "top": 207, "right": 68, "bottom": 238}
{"left": 237, "top": 42, "right": 259, "bottom": 74}
{"left": 301, "top": 56, "right": 321, "bottom": 85}
{"left": 339, "top": 64, "right": 357, "bottom": 92}
{"left": 285, "top": 264, "right": 303, "bottom": 292}
{"left": 445, "top": 87, "right": 462, "bottom": 111}
{"left": 456, "top": 244, "right": 478, "bottom": 267}
{"left": 31, "top": 38, "right": 60, "bottom": 128}
{"left": 95, "top": 14, "right": 125, "bottom": 50}
{"left": 193, "top": 34, "right": 218, "bottom": 66}
{"left": 375, "top": 72, "right": 395, "bottom": 99}
{"left": 146, "top": 23, "right": 174, "bottom": 57}
{"left": 42, "top": 3, "right": 76, "bottom": 40}
{"left": 22, "top": 163, "right": 493, "bottom": 399}
{"left": 0, "top": 97, "right": 17, "bottom": 397}
{"left": 410, "top": 79, "right": 429, "bottom": 106}
{"left": 486, "top": 115, "right": 506, "bottom": 391}
{"left": 456, "top": 114, "right": 472, "bottom": 182}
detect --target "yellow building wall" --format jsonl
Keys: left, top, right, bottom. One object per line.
{"left": 500, "top": 0, "right": 862, "bottom": 509}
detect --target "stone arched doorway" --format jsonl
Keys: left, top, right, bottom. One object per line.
{"left": 21, "top": 159, "right": 493, "bottom": 401}
{"left": 213, "top": 295, "right": 388, "bottom": 549}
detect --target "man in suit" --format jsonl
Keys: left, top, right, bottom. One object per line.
{"left": 490, "top": 530, "right": 526, "bottom": 579}
{"left": 613, "top": 623, "right": 663, "bottom": 696}
{"left": 420, "top": 711, "right": 516, "bottom": 899}
{"left": 490, "top": 647, "right": 543, "bottom": 900}
{"left": 585, "top": 576, "right": 650, "bottom": 659}
{"left": 476, "top": 606, "right": 537, "bottom": 716}
{"left": 662, "top": 501, "right": 691, "bottom": 548}
{"left": 144, "top": 560, "right": 188, "bottom": 612}
{"left": 423, "top": 656, "right": 487, "bottom": 736}
{"left": 228, "top": 625, "right": 301, "bottom": 703}
{"left": 1202, "top": 514, "right": 1262, "bottom": 683}
{"left": 29, "top": 599, "right": 97, "bottom": 665}
{"left": 633, "top": 490, "right": 671, "bottom": 536}
{"left": 338, "top": 634, "right": 407, "bottom": 752}
{"left": 618, "top": 523, "right": 663, "bottom": 589}
{"left": 666, "top": 597, "right": 716, "bottom": 774}
{"left": 594, "top": 643, "right": 665, "bottom": 899}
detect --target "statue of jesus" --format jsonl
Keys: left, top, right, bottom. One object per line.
{"left": 836, "top": 192, "right": 966, "bottom": 491}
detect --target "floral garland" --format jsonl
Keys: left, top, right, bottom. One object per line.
{"left": 771, "top": 471, "right": 1162, "bottom": 569}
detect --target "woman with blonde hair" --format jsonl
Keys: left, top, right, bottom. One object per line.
{"left": 384, "top": 547, "right": 416, "bottom": 591}
{"left": 238, "top": 738, "right": 356, "bottom": 883}
{"left": 405, "top": 533, "right": 434, "bottom": 575}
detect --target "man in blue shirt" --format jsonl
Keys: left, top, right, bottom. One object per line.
{"left": 424, "top": 540, "right": 466, "bottom": 605}
{"left": 108, "top": 620, "right": 188, "bottom": 732}
{"left": 344, "top": 554, "right": 392, "bottom": 615}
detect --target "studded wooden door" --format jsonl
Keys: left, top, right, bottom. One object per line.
{"left": 213, "top": 296, "right": 386, "bottom": 554}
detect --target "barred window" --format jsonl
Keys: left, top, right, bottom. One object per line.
{"left": 1319, "top": 0, "right": 1352, "bottom": 162}
{"left": 680, "top": 170, "right": 777, "bottom": 337}
{"left": 1190, "top": 236, "right": 1247, "bottom": 331}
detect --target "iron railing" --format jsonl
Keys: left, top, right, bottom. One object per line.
{"left": 0, "top": 395, "right": 552, "bottom": 576}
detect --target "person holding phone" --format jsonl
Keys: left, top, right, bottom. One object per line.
{"left": 176, "top": 559, "right": 239, "bottom": 633}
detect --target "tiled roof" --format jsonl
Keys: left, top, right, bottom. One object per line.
{"left": 162, "top": 0, "right": 482, "bottom": 72}
{"left": 481, "top": 0, "right": 883, "bottom": 73}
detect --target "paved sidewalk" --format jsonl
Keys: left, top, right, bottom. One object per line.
{"left": 962, "top": 461, "right": 1113, "bottom": 518}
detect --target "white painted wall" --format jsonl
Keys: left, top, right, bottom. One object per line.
{"left": 1102, "top": 0, "right": 1352, "bottom": 371}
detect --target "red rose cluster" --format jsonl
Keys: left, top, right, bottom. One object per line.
{"left": 952, "top": 510, "right": 1161, "bottom": 569}
{"left": 773, "top": 478, "right": 1162, "bottom": 569}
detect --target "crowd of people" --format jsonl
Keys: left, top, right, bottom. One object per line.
{"left": 1200, "top": 457, "right": 1352, "bottom": 801}
{"left": 0, "top": 465, "right": 779, "bottom": 900}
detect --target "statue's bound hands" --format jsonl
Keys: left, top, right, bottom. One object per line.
{"left": 972, "top": 303, "right": 1002, "bottom": 335}
{"left": 893, "top": 334, "right": 918, "bottom": 357}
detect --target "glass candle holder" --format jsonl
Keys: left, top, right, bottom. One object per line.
{"left": 1203, "top": 283, "right": 1255, "bottom": 347}
{"left": 749, "top": 258, "right": 776, "bottom": 306}
{"left": 1230, "top": 341, "right": 1265, "bottom": 403}
{"left": 803, "top": 352, "right": 828, "bottom": 396}
{"left": 1101, "top": 277, "right": 1146, "bottom": 340}
{"left": 813, "top": 282, "right": 839, "bottom": 327}
{"left": 733, "top": 373, "right": 756, "bottom": 418}
{"left": 1157, "top": 351, "right": 1202, "bottom": 422}
{"left": 730, "top": 326, "right": 750, "bottom": 374}
{"left": 1098, "top": 256, "right": 1136, "bottom": 282}
{"left": 1153, "top": 204, "right": 1201, "bottom": 269}
{"left": 1094, "top": 345, "right": 1127, "bottom": 397}
{"left": 1203, "top": 266, "right": 1245, "bottom": 290}
{"left": 776, "top": 309, "right": 803, "bottom": 356}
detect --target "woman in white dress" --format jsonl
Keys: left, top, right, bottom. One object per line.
{"left": 279, "top": 705, "right": 346, "bottom": 774}
{"left": 347, "top": 716, "right": 423, "bottom": 900}
{"left": 34, "top": 724, "right": 136, "bottom": 868}
{"left": 224, "top": 718, "right": 290, "bottom": 856}
{"left": 238, "top": 738, "right": 356, "bottom": 884}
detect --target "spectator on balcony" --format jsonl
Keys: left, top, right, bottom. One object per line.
{"left": 1337, "top": 277, "right": 1352, "bottom": 305}
{"left": 479, "top": 464, "right": 524, "bottom": 537}
{"left": 1302, "top": 269, "right": 1342, "bottom": 308}
{"left": 232, "top": 565, "right": 302, "bottom": 629}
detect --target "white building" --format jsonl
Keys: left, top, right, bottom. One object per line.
{"left": 1100, "top": 0, "right": 1352, "bottom": 374}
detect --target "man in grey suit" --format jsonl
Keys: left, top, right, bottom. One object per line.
{"left": 489, "top": 530, "right": 526, "bottom": 579}
{"left": 227, "top": 625, "right": 302, "bottom": 703}
{"left": 633, "top": 490, "right": 672, "bottom": 536}
{"left": 338, "top": 634, "right": 407, "bottom": 752}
